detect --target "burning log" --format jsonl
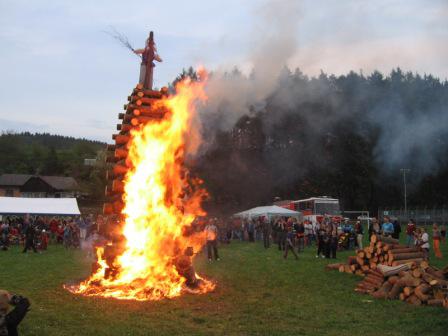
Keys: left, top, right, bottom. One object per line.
{"left": 111, "top": 179, "right": 125, "bottom": 193}
{"left": 132, "top": 87, "right": 165, "bottom": 99}
{"left": 114, "top": 148, "right": 128, "bottom": 160}
{"left": 130, "top": 116, "right": 164, "bottom": 126}
{"left": 132, "top": 108, "right": 168, "bottom": 118}
{"left": 115, "top": 134, "right": 130, "bottom": 145}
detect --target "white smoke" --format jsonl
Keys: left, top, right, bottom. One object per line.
{"left": 200, "top": 0, "right": 301, "bottom": 131}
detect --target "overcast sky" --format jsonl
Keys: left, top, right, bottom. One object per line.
{"left": 1, "top": 0, "right": 447, "bottom": 142}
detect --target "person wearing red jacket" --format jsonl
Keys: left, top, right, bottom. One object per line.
{"left": 406, "top": 219, "right": 416, "bottom": 247}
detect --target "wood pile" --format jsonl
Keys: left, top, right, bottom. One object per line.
{"left": 326, "top": 234, "right": 448, "bottom": 308}
{"left": 338, "top": 234, "right": 424, "bottom": 275}
{"left": 355, "top": 262, "right": 448, "bottom": 308}
{"left": 103, "top": 83, "right": 169, "bottom": 216}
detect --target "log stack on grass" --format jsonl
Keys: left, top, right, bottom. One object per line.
{"left": 337, "top": 234, "right": 425, "bottom": 274}
{"left": 354, "top": 262, "right": 448, "bottom": 308}
{"left": 326, "top": 234, "right": 448, "bottom": 308}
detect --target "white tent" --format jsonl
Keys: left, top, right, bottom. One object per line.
{"left": 0, "top": 197, "right": 81, "bottom": 215}
{"left": 233, "top": 205, "right": 301, "bottom": 220}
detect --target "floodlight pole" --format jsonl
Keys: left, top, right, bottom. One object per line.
{"left": 400, "top": 168, "right": 410, "bottom": 220}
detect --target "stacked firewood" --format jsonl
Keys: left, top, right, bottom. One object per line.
{"left": 99, "top": 84, "right": 168, "bottom": 277}
{"left": 103, "top": 83, "right": 169, "bottom": 216}
{"left": 354, "top": 262, "right": 448, "bottom": 307}
{"left": 326, "top": 234, "right": 448, "bottom": 308}
{"left": 338, "top": 234, "right": 425, "bottom": 274}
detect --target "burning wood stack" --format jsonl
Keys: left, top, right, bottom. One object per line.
{"left": 103, "top": 84, "right": 169, "bottom": 217}
{"left": 100, "top": 84, "right": 169, "bottom": 278}
{"left": 326, "top": 234, "right": 448, "bottom": 308}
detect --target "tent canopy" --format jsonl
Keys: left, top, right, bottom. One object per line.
{"left": 233, "top": 205, "right": 301, "bottom": 220}
{"left": 0, "top": 197, "right": 81, "bottom": 216}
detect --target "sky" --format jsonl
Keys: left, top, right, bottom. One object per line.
{"left": 0, "top": 0, "right": 447, "bottom": 142}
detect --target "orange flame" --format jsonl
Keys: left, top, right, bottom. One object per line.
{"left": 68, "top": 75, "right": 215, "bottom": 300}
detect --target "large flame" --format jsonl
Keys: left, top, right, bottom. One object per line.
{"left": 69, "top": 76, "right": 215, "bottom": 300}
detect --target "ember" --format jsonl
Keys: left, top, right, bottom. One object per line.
{"left": 66, "top": 32, "right": 214, "bottom": 301}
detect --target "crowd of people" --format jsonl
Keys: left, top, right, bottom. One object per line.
{"left": 1, "top": 213, "right": 445, "bottom": 263}
{"left": 214, "top": 214, "right": 446, "bottom": 262}
{"left": 0, "top": 214, "right": 102, "bottom": 253}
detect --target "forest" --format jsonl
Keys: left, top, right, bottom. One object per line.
{"left": 0, "top": 132, "right": 107, "bottom": 200}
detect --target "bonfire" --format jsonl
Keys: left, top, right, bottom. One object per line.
{"left": 67, "top": 32, "right": 215, "bottom": 301}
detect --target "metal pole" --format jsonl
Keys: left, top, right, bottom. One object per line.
{"left": 400, "top": 169, "right": 410, "bottom": 221}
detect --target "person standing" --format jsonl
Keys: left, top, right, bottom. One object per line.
{"left": 440, "top": 224, "right": 446, "bottom": 243}
{"left": 276, "top": 219, "right": 286, "bottom": 251}
{"left": 295, "top": 221, "right": 305, "bottom": 253}
{"left": 329, "top": 228, "right": 338, "bottom": 259}
{"left": 392, "top": 220, "right": 401, "bottom": 240}
{"left": 304, "top": 220, "right": 313, "bottom": 247}
{"left": 205, "top": 220, "right": 219, "bottom": 261}
{"left": 406, "top": 219, "right": 416, "bottom": 247}
{"left": 417, "top": 227, "right": 430, "bottom": 261}
{"left": 369, "top": 217, "right": 381, "bottom": 238}
{"left": 261, "top": 216, "right": 271, "bottom": 249}
{"left": 381, "top": 216, "right": 394, "bottom": 237}
{"left": 316, "top": 222, "right": 326, "bottom": 258}
{"left": 283, "top": 226, "right": 298, "bottom": 260}
{"left": 432, "top": 223, "right": 443, "bottom": 259}
{"left": 77, "top": 216, "right": 87, "bottom": 241}
{"left": 0, "top": 221, "right": 9, "bottom": 250}
{"left": 324, "top": 224, "right": 333, "bottom": 258}
{"left": 40, "top": 230, "right": 49, "bottom": 251}
{"left": 63, "top": 223, "right": 72, "bottom": 249}
{"left": 22, "top": 222, "right": 37, "bottom": 253}
{"left": 354, "top": 221, "right": 363, "bottom": 249}
{"left": 248, "top": 219, "right": 255, "bottom": 242}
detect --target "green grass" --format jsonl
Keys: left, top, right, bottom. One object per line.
{"left": 1, "top": 239, "right": 447, "bottom": 336}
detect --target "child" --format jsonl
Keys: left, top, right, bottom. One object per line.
{"left": 432, "top": 223, "right": 442, "bottom": 259}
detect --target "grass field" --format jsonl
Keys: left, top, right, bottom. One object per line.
{"left": 1, "top": 238, "right": 447, "bottom": 336}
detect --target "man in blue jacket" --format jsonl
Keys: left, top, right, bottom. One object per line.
{"left": 382, "top": 216, "right": 394, "bottom": 236}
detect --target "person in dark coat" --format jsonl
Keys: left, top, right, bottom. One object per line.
{"left": 329, "top": 228, "right": 338, "bottom": 259}
{"left": 22, "top": 223, "right": 37, "bottom": 253}
{"left": 275, "top": 219, "right": 286, "bottom": 251}
{"left": 261, "top": 216, "right": 271, "bottom": 249}
{"left": 392, "top": 220, "right": 402, "bottom": 240}
{"left": 283, "top": 226, "right": 298, "bottom": 260}
{"left": 0, "top": 290, "right": 30, "bottom": 336}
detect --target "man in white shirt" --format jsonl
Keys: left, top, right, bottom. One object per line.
{"left": 418, "top": 227, "right": 430, "bottom": 260}
{"left": 204, "top": 220, "right": 219, "bottom": 261}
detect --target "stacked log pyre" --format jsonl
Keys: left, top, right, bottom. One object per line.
{"left": 326, "top": 234, "right": 448, "bottom": 308}
{"left": 99, "top": 82, "right": 204, "bottom": 289}
{"left": 100, "top": 83, "right": 169, "bottom": 278}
